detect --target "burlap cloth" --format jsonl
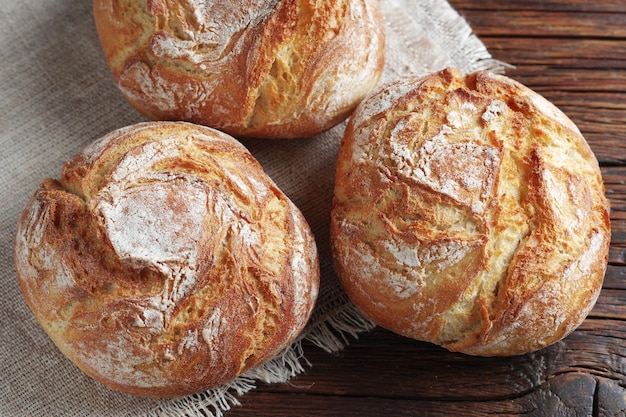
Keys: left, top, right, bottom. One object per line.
{"left": 0, "top": 1, "right": 507, "bottom": 415}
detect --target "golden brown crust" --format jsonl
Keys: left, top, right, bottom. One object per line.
{"left": 15, "top": 121, "right": 319, "bottom": 397}
{"left": 93, "top": 0, "right": 385, "bottom": 139}
{"left": 331, "top": 68, "right": 610, "bottom": 356}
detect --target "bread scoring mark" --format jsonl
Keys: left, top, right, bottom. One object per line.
{"left": 74, "top": 336, "right": 158, "bottom": 389}
{"left": 133, "top": 0, "right": 273, "bottom": 122}
{"left": 201, "top": 307, "right": 226, "bottom": 350}
{"left": 24, "top": 200, "right": 48, "bottom": 250}
{"left": 381, "top": 236, "right": 479, "bottom": 301}
{"left": 391, "top": 122, "right": 501, "bottom": 215}
{"left": 384, "top": 240, "right": 421, "bottom": 268}
{"left": 14, "top": 191, "right": 80, "bottom": 305}
{"left": 178, "top": 329, "right": 200, "bottom": 355}
{"left": 148, "top": 0, "right": 276, "bottom": 63}
{"left": 119, "top": 62, "right": 214, "bottom": 120}
{"left": 93, "top": 137, "right": 213, "bottom": 333}
{"left": 286, "top": 208, "right": 319, "bottom": 330}
{"left": 490, "top": 230, "right": 606, "bottom": 354}
{"left": 353, "top": 76, "right": 422, "bottom": 131}
{"left": 572, "top": 230, "right": 605, "bottom": 277}
{"left": 246, "top": 0, "right": 384, "bottom": 136}
{"left": 384, "top": 239, "right": 473, "bottom": 273}
{"left": 335, "top": 216, "right": 476, "bottom": 301}
{"left": 385, "top": 272, "right": 422, "bottom": 299}
{"left": 14, "top": 197, "right": 50, "bottom": 287}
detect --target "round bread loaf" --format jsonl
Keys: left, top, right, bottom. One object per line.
{"left": 14, "top": 121, "right": 320, "bottom": 397}
{"left": 93, "top": 0, "right": 385, "bottom": 139}
{"left": 331, "top": 68, "right": 610, "bottom": 356}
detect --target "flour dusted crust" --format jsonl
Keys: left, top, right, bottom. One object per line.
{"left": 93, "top": 0, "right": 385, "bottom": 139}
{"left": 331, "top": 68, "right": 610, "bottom": 356}
{"left": 14, "top": 122, "right": 319, "bottom": 397}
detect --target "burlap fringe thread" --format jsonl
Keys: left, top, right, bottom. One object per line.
{"left": 139, "top": 0, "right": 510, "bottom": 415}
{"left": 141, "top": 300, "right": 375, "bottom": 417}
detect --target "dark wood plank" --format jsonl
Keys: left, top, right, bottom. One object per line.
{"left": 227, "top": 330, "right": 624, "bottom": 416}
{"left": 452, "top": 0, "right": 626, "bottom": 13}
{"left": 605, "top": 265, "right": 626, "bottom": 290}
{"left": 474, "top": 39, "right": 626, "bottom": 69}
{"left": 233, "top": 374, "right": 612, "bottom": 417}
{"left": 603, "top": 167, "right": 626, "bottom": 264}
{"left": 597, "top": 377, "right": 626, "bottom": 417}
{"left": 590, "top": 291, "right": 626, "bottom": 321}
{"left": 453, "top": 9, "right": 626, "bottom": 39}
{"left": 239, "top": 318, "right": 625, "bottom": 401}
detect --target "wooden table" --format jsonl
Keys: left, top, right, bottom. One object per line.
{"left": 228, "top": 1, "right": 626, "bottom": 415}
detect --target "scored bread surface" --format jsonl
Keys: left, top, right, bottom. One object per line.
{"left": 15, "top": 122, "right": 320, "bottom": 397}
{"left": 93, "top": 0, "right": 385, "bottom": 138}
{"left": 331, "top": 68, "right": 610, "bottom": 356}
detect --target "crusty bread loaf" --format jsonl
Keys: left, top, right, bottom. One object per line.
{"left": 93, "top": 0, "right": 385, "bottom": 139}
{"left": 14, "top": 121, "right": 320, "bottom": 397}
{"left": 331, "top": 68, "right": 610, "bottom": 356}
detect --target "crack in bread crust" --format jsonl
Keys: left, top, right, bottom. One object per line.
{"left": 331, "top": 68, "right": 610, "bottom": 357}
{"left": 93, "top": 0, "right": 385, "bottom": 138}
{"left": 15, "top": 122, "right": 319, "bottom": 397}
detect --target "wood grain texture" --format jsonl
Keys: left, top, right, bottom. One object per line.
{"left": 227, "top": 1, "right": 626, "bottom": 415}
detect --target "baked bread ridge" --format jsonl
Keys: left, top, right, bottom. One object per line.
{"left": 93, "top": 0, "right": 385, "bottom": 139}
{"left": 331, "top": 68, "right": 610, "bottom": 356}
{"left": 14, "top": 121, "right": 320, "bottom": 397}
